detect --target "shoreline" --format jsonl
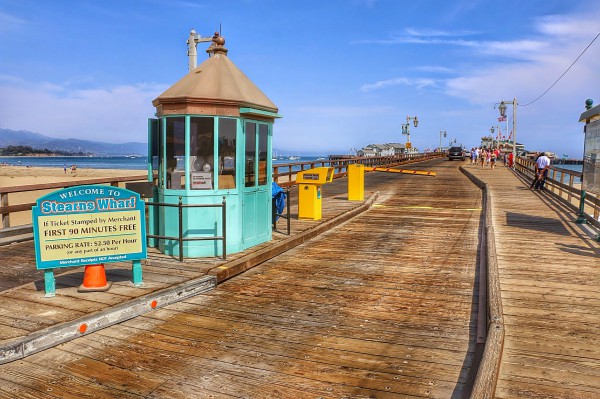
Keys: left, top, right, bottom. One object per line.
{"left": 1, "top": 167, "right": 146, "bottom": 226}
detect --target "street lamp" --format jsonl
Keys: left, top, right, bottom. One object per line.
{"left": 496, "top": 98, "right": 517, "bottom": 166}
{"left": 490, "top": 126, "right": 495, "bottom": 148}
{"left": 402, "top": 115, "right": 419, "bottom": 152}
{"left": 439, "top": 130, "right": 446, "bottom": 152}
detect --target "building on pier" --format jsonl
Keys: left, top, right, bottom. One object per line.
{"left": 147, "top": 31, "right": 280, "bottom": 258}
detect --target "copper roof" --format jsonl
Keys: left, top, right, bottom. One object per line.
{"left": 152, "top": 40, "right": 278, "bottom": 114}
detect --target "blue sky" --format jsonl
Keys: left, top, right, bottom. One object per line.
{"left": 1, "top": 0, "right": 599, "bottom": 157}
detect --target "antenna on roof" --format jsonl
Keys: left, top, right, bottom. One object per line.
{"left": 187, "top": 28, "right": 213, "bottom": 72}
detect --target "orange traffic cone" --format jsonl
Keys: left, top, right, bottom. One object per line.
{"left": 77, "top": 264, "right": 112, "bottom": 293}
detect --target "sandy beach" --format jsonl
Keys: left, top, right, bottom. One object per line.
{"left": 1, "top": 165, "right": 146, "bottom": 226}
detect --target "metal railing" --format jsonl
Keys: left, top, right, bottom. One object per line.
{"left": 146, "top": 196, "right": 227, "bottom": 262}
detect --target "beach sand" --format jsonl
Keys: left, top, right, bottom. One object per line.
{"left": 1, "top": 166, "right": 146, "bottom": 226}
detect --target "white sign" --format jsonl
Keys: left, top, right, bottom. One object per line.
{"left": 191, "top": 172, "right": 212, "bottom": 189}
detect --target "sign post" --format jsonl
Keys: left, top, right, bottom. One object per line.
{"left": 32, "top": 185, "right": 147, "bottom": 297}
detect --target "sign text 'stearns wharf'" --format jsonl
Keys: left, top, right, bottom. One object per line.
{"left": 32, "top": 185, "right": 147, "bottom": 296}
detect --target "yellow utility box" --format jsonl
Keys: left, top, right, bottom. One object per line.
{"left": 347, "top": 164, "right": 364, "bottom": 201}
{"left": 296, "top": 167, "right": 334, "bottom": 220}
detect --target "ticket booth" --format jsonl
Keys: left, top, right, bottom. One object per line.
{"left": 296, "top": 167, "right": 334, "bottom": 220}
{"left": 148, "top": 33, "right": 281, "bottom": 258}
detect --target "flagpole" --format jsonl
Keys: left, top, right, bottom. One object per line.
{"left": 513, "top": 97, "right": 517, "bottom": 165}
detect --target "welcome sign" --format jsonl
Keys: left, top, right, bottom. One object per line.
{"left": 33, "top": 185, "right": 147, "bottom": 270}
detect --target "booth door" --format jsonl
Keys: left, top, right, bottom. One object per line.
{"left": 242, "top": 121, "right": 271, "bottom": 248}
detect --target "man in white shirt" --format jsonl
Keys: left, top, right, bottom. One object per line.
{"left": 534, "top": 152, "right": 551, "bottom": 190}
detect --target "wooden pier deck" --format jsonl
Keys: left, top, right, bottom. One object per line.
{"left": 0, "top": 158, "right": 598, "bottom": 397}
{"left": 0, "top": 158, "right": 483, "bottom": 397}
{"left": 464, "top": 163, "right": 600, "bottom": 398}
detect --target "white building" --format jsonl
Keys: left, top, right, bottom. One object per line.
{"left": 358, "top": 143, "right": 412, "bottom": 157}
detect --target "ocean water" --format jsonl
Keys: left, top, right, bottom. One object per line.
{"left": 0, "top": 155, "right": 327, "bottom": 171}
{"left": 0, "top": 156, "right": 149, "bottom": 170}
{"left": 552, "top": 164, "right": 583, "bottom": 183}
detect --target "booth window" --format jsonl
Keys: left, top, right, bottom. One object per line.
{"left": 245, "top": 122, "right": 256, "bottom": 187}
{"left": 149, "top": 119, "right": 161, "bottom": 187}
{"left": 166, "top": 117, "right": 185, "bottom": 189}
{"left": 218, "top": 118, "right": 236, "bottom": 189}
{"left": 190, "top": 117, "right": 215, "bottom": 190}
{"left": 258, "top": 124, "right": 268, "bottom": 185}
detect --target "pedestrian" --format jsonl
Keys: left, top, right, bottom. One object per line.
{"left": 63, "top": 164, "right": 67, "bottom": 174}
{"left": 533, "top": 152, "right": 551, "bottom": 190}
{"left": 529, "top": 152, "right": 540, "bottom": 189}
{"left": 472, "top": 148, "right": 478, "bottom": 165}
{"left": 480, "top": 149, "right": 486, "bottom": 168}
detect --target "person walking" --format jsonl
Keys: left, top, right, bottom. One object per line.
{"left": 533, "top": 152, "right": 551, "bottom": 190}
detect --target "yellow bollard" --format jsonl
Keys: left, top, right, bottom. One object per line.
{"left": 347, "top": 164, "right": 364, "bottom": 201}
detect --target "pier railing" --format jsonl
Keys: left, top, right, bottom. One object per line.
{"left": 0, "top": 152, "right": 441, "bottom": 241}
{"left": 515, "top": 157, "right": 600, "bottom": 229}
{"left": 0, "top": 175, "right": 151, "bottom": 242}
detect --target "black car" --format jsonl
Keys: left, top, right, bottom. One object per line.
{"left": 447, "top": 146, "right": 465, "bottom": 161}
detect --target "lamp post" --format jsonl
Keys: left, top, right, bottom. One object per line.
{"left": 439, "top": 130, "right": 446, "bottom": 152}
{"left": 490, "top": 126, "right": 495, "bottom": 148}
{"left": 402, "top": 115, "right": 419, "bottom": 153}
{"left": 497, "top": 98, "right": 517, "bottom": 166}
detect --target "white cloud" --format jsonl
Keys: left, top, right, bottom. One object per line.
{"left": 360, "top": 77, "right": 438, "bottom": 92}
{"left": 0, "top": 11, "right": 26, "bottom": 33}
{"left": 294, "top": 105, "right": 395, "bottom": 117}
{"left": 0, "top": 79, "right": 168, "bottom": 143}
{"left": 412, "top": 65, "right": 454, "bottom": 74}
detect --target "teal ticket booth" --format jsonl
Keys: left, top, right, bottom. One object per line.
{"left": 148, "top": 33, "right": 280, "bottom": 258}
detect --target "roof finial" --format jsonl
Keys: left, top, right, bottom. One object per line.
{"left": 206, "top": 32, "right": 228, "bottom": 57}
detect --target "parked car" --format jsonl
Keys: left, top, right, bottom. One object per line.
{"left": 448, "top": 146, "right": 465, "bottom": 161}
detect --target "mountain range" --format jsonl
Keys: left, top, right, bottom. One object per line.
{"left": 0, "top": 128, "right": 147, "bottom": 156}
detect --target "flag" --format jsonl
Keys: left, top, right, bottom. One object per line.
{"left": 498, "top": 116, "right": 506, "bottom": 122}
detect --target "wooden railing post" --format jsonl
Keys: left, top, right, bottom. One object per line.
{"left": 1, "top": 193, "right": 9, "bottom": 228}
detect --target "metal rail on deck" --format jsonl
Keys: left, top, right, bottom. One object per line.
{"left": 146, "top": 197, "right": 227, "bottom": 262}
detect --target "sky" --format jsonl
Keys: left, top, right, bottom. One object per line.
{"left": 1, "top": 0, "right": 599, "bottom": 158}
